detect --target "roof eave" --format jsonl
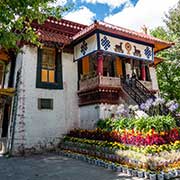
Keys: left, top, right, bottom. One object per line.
{"left": 0, "top": 48, "right": 10, "bottom": 62}
{"left": 154, "top": 42, "right": 174, "bottom": 53}
{"left": 72, "top": 23, "right": 97, "bottom": 44}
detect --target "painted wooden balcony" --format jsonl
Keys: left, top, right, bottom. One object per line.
{"left": 79, "top": 75, "right": 121, "bottom": 92}
{"left": 78, "top": 75, "right": 156, "bottom": 106}
{"left": 78, "top": 75, "right": 122, "bottom": 106}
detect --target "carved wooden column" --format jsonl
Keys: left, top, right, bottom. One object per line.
{"left": 141, "top": 62, "right": 146, "bottom": 81}
{"left": 97, "top": 52, "right": 103, "bottom": 75}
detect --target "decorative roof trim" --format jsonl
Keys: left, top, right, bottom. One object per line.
{"left": 47, "top": 17, "right": 87, "bottom": 31}
{"left": 36, "top": 29, "right": 70, "bottom": 45}
{"left": 97, "top": 21, "right": 172, "bottom": 45}
{"left": 73, "top": 23, "right": 96, "bottom": 40}
{"left": 31, "top": 18, "right": 87, "bottom": 46}
{"left": 72, "top": 21, "right": 174, "bottom": 51}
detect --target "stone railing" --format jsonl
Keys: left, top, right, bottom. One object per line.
{"left": 79, "top": 75, "right": 121, "bottom": 91}
{"left": 139, "top": 80, "right": 152, "bottom": 90}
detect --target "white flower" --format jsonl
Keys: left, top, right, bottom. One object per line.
{"left": 101, "top": 105, "right": 107, "bottom": 111}
{"left": 165, "top": 100, "right": 175, "bottom": 107}
{"left": 169, "top": 103, "right": 179, "bottom": 112}
{"left": 140, "top": 103, "right": 146, "bottom": 110}
{"left": 109, "top": 105, "right": 115, "bottom": 111}
{"left": 116, "top": 109, "right": 125, "bottom": 115}
{"left": 132, "top": 105, "right": 139, "bottom": 111}
{"left": 144, "top": 104, "right": 151, "bottom": 111}
{"left": 145, "top": 98, "right": 153, "bottom": 107}
{"left": 117, "top": 104, "right": 124, "bottom": 111}
{"left": 128, "top": 105, "right": 134, "bottom": 110}
{"left": 154, "top": 97, "right": 165, "bottom": 106}
{"left": 135, "top": 110, "right": 149, "bottom": 119}
{"left": 129, "top": 105, "right": 139, "bottom": 111}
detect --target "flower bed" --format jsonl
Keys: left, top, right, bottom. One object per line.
{"left": 60, "top": 112, "right": 180, "bottom": 179}
{"left": 63, "top": 136, "right": 180, "bottom": 155}
{"left": 61, "top": 117, "right": 180, "bottom": 179}
{"left": 67, "top": 127, "right": 180, "bottom": 146}
{"left": 60, "top": 137, "right": 180, "bottom": 179}
{"left": 62, "top": 136, "right": 180, "bottom": 171}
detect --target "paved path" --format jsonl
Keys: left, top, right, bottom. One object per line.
{"left": 0, "top": 154, "right": 142, "bottom": 180}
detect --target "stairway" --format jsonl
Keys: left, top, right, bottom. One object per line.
{"left": 122, "top": 78, "right": 178, "bottom": 116}
{"left": 121, "top": 78, "right": 155, "bottom": 105}
{"left": 121, "top": 78, "right": 180, "bottom": 126}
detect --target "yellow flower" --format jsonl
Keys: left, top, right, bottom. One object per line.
{"left": 160, "top": 131, "right": 165, "bottom": 136}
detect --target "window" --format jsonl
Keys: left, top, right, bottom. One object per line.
{"left": 41, "top": 48, "right": 55, "bottom": 83}
{"left": 38, "top": 98, "right": 53, "bottom": 110}
{"left": 36, "top": 47, "right": 63, "bottom": 89}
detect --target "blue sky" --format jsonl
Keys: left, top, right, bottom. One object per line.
{"left": 57, "top": 0, "right": 178, "bottom": 31}
{"left": 65, "top": 0, "right": 139, "bottom": 20}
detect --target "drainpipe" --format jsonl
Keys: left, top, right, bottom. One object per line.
{"left": 6, "top": 51, "right": 17, "bottom": 155}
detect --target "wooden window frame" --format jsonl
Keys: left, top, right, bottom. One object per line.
{"left": 36, "top": 47, "right": 63, "bottom": 89}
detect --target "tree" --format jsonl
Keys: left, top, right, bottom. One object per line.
{"left": 151, "top": 1, "right": 180, "bottom": 104}
{"left": 0, "top": 0, "right": 69, "bottom": 51}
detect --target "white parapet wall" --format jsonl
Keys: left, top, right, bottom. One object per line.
{"left": 9, "top": 46, "right": 80, "bottom": 154}
{"left": 149, "top": 67, "right": 159, "bottom": 94}
{"left": 80, "top": 104, "right": 100, "bottom": 129}
{"left": 80, "top": 104, "right": 119, "bottom": 129}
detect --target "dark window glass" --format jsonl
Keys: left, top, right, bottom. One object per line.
{"left": 38, "top": 98, "right": 53, "bottom": 110}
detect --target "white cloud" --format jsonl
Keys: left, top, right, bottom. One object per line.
{"left": 55, "top": 0, "right": 67, "bottom": 6}
{"left": 104, "top": 0, "right": 179, "bottom": 31}
{"left": 63, "top": 6, "right": 96, "bottom": 25}
{"left": 80, "top": 0, "right": 130, "bottom": 8}
{"left": 49, "top": 0, "right": 67, "bottom": 7}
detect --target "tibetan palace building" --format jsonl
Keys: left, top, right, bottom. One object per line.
{"left": 0, "top": 18, "right": 173, "bottom": 154}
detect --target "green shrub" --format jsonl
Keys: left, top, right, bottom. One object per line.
{"left": 97, "top": 115, "right": 177, "bottom": 133}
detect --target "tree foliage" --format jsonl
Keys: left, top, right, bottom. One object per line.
{"left": 0, "top": 0, "right": 69, "bottom": 51}
{"left": 151, "top": 1, "right": 180, "bottom": 104}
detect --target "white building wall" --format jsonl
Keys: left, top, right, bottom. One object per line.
{"left": 11, "top": 46, "right": 79, "bottom": 153}
{"left": 80, "top": 104, "right": 100, "bottom": 129}
{"left": 149, "top": 67, "right": 159, "bottom": 92}
{"left": 80, "top": 104, "right": 118, "bottom": 129}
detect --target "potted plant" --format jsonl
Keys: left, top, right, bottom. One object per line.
{"left": 157, "top": 172, "right": 164, "bottom": 180}
{"left": 164, "top": 172, "right": 170, "bottom": 180}
{"left": 144, "top": 171, "right": 150, "bottom": 179}
{"left": 137, "top": 170, "right": 144, "bottom": 178}
{"left": 149, "top": 173, "right": 157, "bottom": 180}
{"left": 132, "top": 169, "right": 138, "bottom": 177}
{"left": 116, "top": 165, "right": 122, "bottom": 172}
{"left": 127, "top": 168, "right": 132, "bottom": 175}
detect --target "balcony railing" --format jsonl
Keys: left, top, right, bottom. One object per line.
{"left": 79, "top": 75, "right": 121, "bottom": 92}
